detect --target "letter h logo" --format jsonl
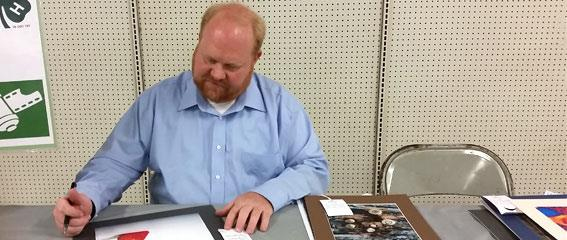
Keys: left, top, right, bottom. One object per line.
{"left": 1, "top": 0, "right": 31, "bottom": 29}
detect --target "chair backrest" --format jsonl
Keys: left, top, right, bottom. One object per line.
{"left": 379, "top": 144, "right": 513, "bottom": 197}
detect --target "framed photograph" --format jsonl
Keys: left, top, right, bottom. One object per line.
{"left": 304, "top": 195, "right": 439, "bottom": 240}
{"left": 511, "top": 198, "right": 567, "bottom": 240}
{"left": 74, "top": 205, "right": 224, "bottom": 240}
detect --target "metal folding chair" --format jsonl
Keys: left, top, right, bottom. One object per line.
{"left": 379, "top": 144, "right": 513, "bottom": 197}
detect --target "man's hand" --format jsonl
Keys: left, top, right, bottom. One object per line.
{"left": 52, "top": 188, "right": 93, "bottom": 237}
{"left": 216, "top": 192, "right": 274, "bottom": 234}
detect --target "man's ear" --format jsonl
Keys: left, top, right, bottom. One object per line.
{"left": 255, "top": 50, "right": 262, "bottom": 61}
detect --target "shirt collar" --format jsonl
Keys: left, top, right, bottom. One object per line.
{"left": 178, "top": 74, "right": 199, "bottom": 111}
{"left": 233, "top": 73, "right": 266, "bottom": 113}
{"left": 177, "top": 72, "right": 266, "bottom": 113}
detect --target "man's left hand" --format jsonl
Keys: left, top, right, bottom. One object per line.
{"left": 215, "top": 192, "right": 274, "bottom": 234}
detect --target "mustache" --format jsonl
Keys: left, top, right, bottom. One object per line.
{"left": 200, "top": 75, "right": 228, "bottom": 88}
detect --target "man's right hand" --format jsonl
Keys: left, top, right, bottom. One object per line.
{"left": 52, "top": 188, "right": 93, "bottom": 237}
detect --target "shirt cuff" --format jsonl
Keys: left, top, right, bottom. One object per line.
{"left": 252, "top": 181, "right": 291, "bottom": 212}
{"left": 76, "top": 184, "right": 106, "bottom": 217}
{"left": 90, "top": 200, "right": 96, "bottom": 220}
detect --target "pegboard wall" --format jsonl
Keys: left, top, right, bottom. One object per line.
{"left": 0, "top": 0, "right": 565, "bottom": 206}
{"left": 377, "top": 0, "right": 567, "bottom": 204}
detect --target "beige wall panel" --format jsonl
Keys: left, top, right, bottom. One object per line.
{"left": 137, "top": 0, "right": 382, "bottom": 195}
{"left": 0, "top": 1, "right": 145, "bottom": 204}
{"left": 378, "top": 0, "right": 567, "bottom": 202}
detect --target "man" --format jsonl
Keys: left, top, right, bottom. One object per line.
{"left": 52, "top": 2, "right": 329, "bottom": 237}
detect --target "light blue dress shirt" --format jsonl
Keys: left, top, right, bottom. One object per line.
{"left": 75, "top": 71, "right": 329, "bottom": 215}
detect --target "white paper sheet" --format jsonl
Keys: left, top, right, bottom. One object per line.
{"left": 320, "top": 199, "right": 354, "bottom": 216}
{"left": 218, "top": 229, "right": 252, "bottom": 240}
{"left": 0, "top": 0, "right": 55, "bottom": 148}
{"left": 95, "top": 213, "right": 215, "bottom": 240}
{"left": 483, "top": 195, "right": 521, "bottom": 215}
{"left": 297, "top": 200, "right": 315, "bottom": 240}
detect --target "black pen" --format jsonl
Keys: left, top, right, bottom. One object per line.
{"left": 63, "top": 182, "right": 77, "bottom": 235}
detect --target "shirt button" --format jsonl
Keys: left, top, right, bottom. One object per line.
{"left": 216, "top": 145, "right": 221, "bottom": 150}
{"left": 215, "top": 175, "right": 221, "bottom": 180}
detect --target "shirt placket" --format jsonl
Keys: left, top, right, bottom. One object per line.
{"left": 210, "top": 115, "right": 226, "bottom": 204}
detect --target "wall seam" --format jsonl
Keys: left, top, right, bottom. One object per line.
{"left": 128, "top": 0, "right": 149, "bottom": 204}
{"left": 375, "top": 0, "right": 390, "bottom": 195}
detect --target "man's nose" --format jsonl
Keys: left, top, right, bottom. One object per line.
{"left": 209, "top": 64, "right": 225, "bottom": 80}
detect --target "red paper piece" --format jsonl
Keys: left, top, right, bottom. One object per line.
{"left": 117, "top": 230, "right": 149, "bottom": 240}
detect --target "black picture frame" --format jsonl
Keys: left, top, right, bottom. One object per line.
{"left": 74, "top": 205, "right": 224, "bottom": 240}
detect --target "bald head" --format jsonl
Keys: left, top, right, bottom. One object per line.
{"left": 199, "top": 3, "right": 266, "bottom": 53}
